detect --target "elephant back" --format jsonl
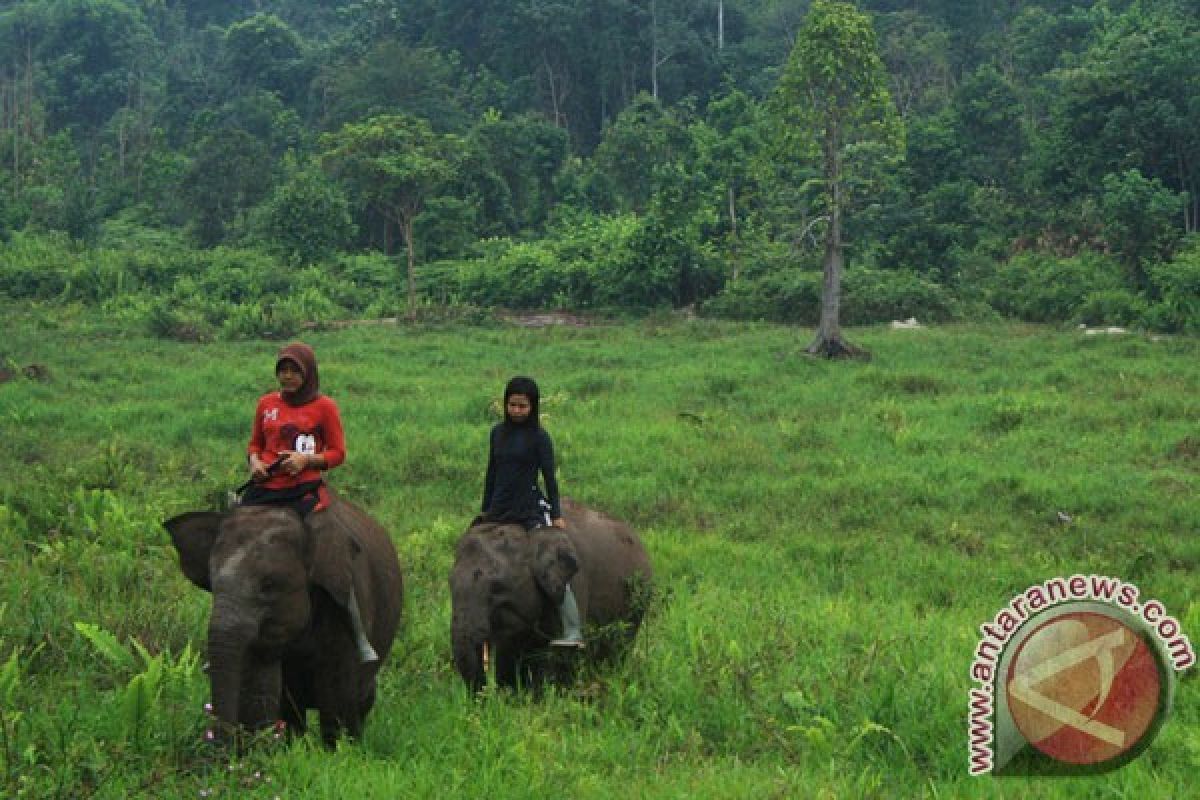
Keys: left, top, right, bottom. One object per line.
{"left": 561, "top": 498, "right": 653, "bottom": 631}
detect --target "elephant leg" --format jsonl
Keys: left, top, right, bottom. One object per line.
{"left": 359, "top": 677, "right": 378, "bottom": 721}
{"left": 494, "top": 647, "right": 519, "bottom": 689}
{"left": 240, "top": 658, "right": 283, "bottom": 732}
{"left": 279, "top": 663, "right": 310, "bottom": 737}
{"left": 313, "top": 646, "right": 365, "bottom": 745}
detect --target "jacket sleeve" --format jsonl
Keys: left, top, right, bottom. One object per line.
{"left": 537, "top": 429, "right": 561, "bottom": 519}
{"left": 248, "top": 396, "right": 267, "bottom": 460}
{"left": 481, "top": 427, "right": 497, "bottom": 513}
{"left": 320, "top": 397, "right": 346, "bottom": 469}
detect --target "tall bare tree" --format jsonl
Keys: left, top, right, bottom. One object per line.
{"left": 776, "top": 0, "right": 903, "bottom": 358}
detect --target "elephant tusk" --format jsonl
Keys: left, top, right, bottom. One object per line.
{"left": 482, "top": 641, "right": 490, "bottom": 674}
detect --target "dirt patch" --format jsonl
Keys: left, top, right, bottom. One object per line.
{"left": 0, "top": 363, "right": 50, "bottom": 382}
{"left": 498, "top": 311, "right": 596, "bottom": 328}
{"left": 1169, "top": 436, "right": 1200, "bottom": 463}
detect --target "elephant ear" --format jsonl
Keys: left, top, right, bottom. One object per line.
{"left": 533, "top": 533, "right": 578, "bottom": 606}
{"left": 306, "top": 514, "right": 360, "bottom": 608}
{"left": 164, "top": 511, "right": 223, "bottom": 591}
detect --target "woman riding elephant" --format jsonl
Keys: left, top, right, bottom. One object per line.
{"left": 241, "top": 342, "right": 376, "bottom": 662}
{"left": 478, "top": 376, "right": 583, "bottom": 648}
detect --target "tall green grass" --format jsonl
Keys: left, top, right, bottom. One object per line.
{"left": 1, "top": 304, "right": 1197, "bottom": 798}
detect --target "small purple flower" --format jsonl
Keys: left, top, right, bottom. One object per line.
{"left": 203, "top": 729, "right": 215, "bottom": 742}
{"left": 203, "top": 702, "right": 213, "bottom": 715}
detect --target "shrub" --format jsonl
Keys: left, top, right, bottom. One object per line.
{"left": 0, "top": 231, "right": 72, "bottom": 300}
{"left": 1074, "top": 289, "right": 1149, "bottom": 327}
{"left": 702, "top": 267, "right": 956, "bottom": 325}
{"left": 979, "top": 251, "right": 1124, "bottom": 322}
{"left": 1146, "top": 244, "right": 1200, "bottom": 333}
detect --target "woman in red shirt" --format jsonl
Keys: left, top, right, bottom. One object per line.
{"left": 243, "top": 342, "right": 344, "bottom": 516}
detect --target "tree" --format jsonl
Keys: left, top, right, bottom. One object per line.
{"left": 1038, "top": 7, "right": 1200, "bottom": 232}
{"left": 696, "top": 89, "right": 770, "bottom": 282}
{"left": 1098, "top": 169, "right": 1186, "bottom": 289}
{"left": 257, "top": 157, "right": 356, "bottom": 264}
{"left": 589, "top": 92, "right": 695, "bottom": 214}
{"left": 181, "top": 126, "right": 273, "bottom": 246}
{"left": 463, "top": 110, "right": 569, "bottom": 235}
{"left": 320, "top": 114, "right": 462, "bottom": 318}
{"left": 221, "top": 13, "right": 311, "bottom": 106}
{"left": 316, "top": 41, "right": 474, "bottom": 133}
{"left": 775, "top": 0, "right": 903, "bottom": 358}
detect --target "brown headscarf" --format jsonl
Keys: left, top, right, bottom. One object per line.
{"left": 276, "top": 342, "right": 320, "bottom": 407}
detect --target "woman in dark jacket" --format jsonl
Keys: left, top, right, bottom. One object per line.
{"left": 480, "top": 376, "right": 582, "bottom": 647}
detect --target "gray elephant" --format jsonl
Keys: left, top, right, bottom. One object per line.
{"left": 165, "top": 493, "right": 402, "bottom": 746}
{"left": 450, "top": 498, "right": 653, "bottom": 691}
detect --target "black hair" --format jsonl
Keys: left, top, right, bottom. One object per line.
{"left": 502, "top": 375, "right": 540, "bottom": 428}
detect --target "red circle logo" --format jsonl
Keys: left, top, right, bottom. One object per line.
{"left": 1006, "top": 611, "right": 1162, "bottom": 765}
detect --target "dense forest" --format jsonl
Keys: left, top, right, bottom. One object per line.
{"left": 1, "top": 0, "right": 1198, "bottom": 336}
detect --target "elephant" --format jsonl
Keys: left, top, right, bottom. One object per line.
{"left": 164, "top": 492, "right": 403, "bottom": 746}
{"left": 450, "top": 497, "right": 653, "bottom": 691}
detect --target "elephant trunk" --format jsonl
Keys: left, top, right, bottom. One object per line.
{"left": 207, "top": 600, "right": 281, "bottom": 737}
{"left": 206, "top": 627, "right": 247, "bottom": 738}
{"left": 451, "top": 599, "right": 489, "bottom": 692}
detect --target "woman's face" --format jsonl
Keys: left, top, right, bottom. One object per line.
{"left": 277, "top": 360, "right": 304, "bottom": 393}
{"left": 505, "top": 393, "right": 532, "bottom": 424}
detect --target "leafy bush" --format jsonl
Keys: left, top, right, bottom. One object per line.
{"left": 700, "top": 269, "right": 821, "bottom": 324}
{"left": 0, "top": 231, "right": 72, "bottom": 300}
{"left": 977, "top": 251, "right": 1125, "bottom": 322}
{"left": 442, "top": 214, "right": 646, "bottom": 309}
{"left": 1146, "top": 244, "right": 1200, "bottom": 333}
{"left": 702, "top": 267, "right": 956, "bottom": 325}
{"left": 1074, "top": 289, "right": 1149, "bottom": 327}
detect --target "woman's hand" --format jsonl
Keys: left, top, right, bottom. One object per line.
{"left": 552, "top": 517, "right": 567, "bottom": 530}
{"left": 249, "top": 453, "right": 269, "bottom": 480}
{"left": 279, "top": 451, "right": 310, "bottom": 476}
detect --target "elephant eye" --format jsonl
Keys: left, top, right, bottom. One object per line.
{"left": 260, "top": 577, "right": 280, "bottom": 594}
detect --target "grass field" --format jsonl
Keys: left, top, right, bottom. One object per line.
{"left": 1, "top": 303, "right": 1197, "bottom": 798}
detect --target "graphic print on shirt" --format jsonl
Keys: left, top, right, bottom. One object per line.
{"left": 277, "top": 423, "right": 322, "bottom": 456}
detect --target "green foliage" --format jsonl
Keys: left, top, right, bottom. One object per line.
{"left": 222, "top": 13, "right": 310, "bottom": 104}
{"left": 1146, "top": 241, "right": 1200, "bottom": 333}
{"left": 702, "top": 267, "right": 957, "bottom": 325}
{"left": 1098, "top": 169, "right": 1187, "bottom": 286}
{"left": 441, "top": 213, "right": 649, "bottom": 310}
{"left": 255, "top": 160, "right": 356, "bottom": 264}
{"left": 973, "top": 251, "right": 1127, "bottom": 324}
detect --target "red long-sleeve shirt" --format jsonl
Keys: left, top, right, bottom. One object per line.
{"left": 248, "top": 392, "right": 345, "bottom": 490}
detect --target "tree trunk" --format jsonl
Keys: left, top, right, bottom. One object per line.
{"left": 717, "top": 0, "right": 725, "bottom": 50}
{"left": 402, "top": 215, "right": 416, "bottom": 321}
{"left": 728, "top": 185, "right": 739, "bottom": 282}
{"left": 807, "top": 120, "right": 867, "bottom": 360}
{"left": 650, "top": 0, "right": 660, "bottom": 101}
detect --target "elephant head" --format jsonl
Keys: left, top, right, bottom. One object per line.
{"left": 165, "top": 505, "right": 364, "bottom": 736}
{"left": 449, "top": 522, "right": 577, "bottom": 691}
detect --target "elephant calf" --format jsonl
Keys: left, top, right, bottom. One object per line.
{"left": 165, "top": 493, "right": 403, "bottom": 746}
{"left": 450, "top": 498, "right": 653, "bottom": 691}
